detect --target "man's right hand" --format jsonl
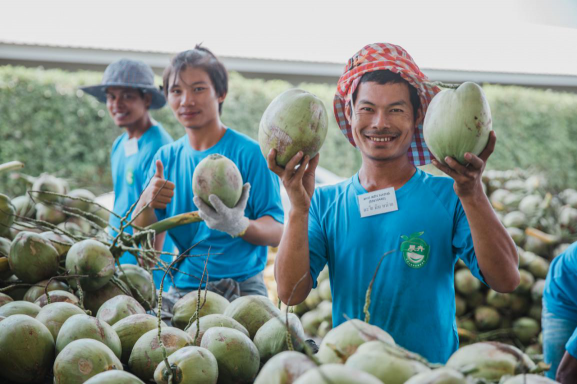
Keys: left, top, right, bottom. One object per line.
{"left": 266, "top": 150, "right": 319, "bottom": 214}
{"left": 143, "top": 160, "right": 175, "bottom": 209}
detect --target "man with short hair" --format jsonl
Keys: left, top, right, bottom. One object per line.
{"left": 132, "top": 46, "right": 284, "bottom": 303}
{"left": 270, "top": 43, "right": 519, "bottom": 363}
{"left": 81, "top": 59, "right": 175, "bottom": 290}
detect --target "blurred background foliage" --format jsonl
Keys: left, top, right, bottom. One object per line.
{"left": 1, "top": 65, "right": 576, "bottom": 197}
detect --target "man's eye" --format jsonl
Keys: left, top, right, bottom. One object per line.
{"left": 360, "top": 107, "right": 373, "bottom": 112}
{"left": 194, "top": 87, "right": 205, "bottom": 92}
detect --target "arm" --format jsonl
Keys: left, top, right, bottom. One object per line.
{"left": 267, "top": 150, "right": 319, "bottom": 305}
{"left": 557, "top": 351, "right": 577, "bottom": 384}
{"left": 241, "top": 215, "right": 283, "bottom": 247}
{"left": 433, "top": 131, "right": 519, "bottom": 292}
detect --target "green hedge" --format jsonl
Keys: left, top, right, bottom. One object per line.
{"left": 1, "top": 65, "right": 576, "bottom": 197}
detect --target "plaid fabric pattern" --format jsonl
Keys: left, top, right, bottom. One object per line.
{"left": 333, "top": 43, "right": 441, "bottom": 166}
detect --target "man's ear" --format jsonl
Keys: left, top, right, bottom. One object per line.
{"left": 218, "top": 92, "right": 227, "bottom": 103}
{"left": 144, "top": 93, "right": 152, "bottom": 110}
{"left": 344, "top": 101, "right": 352, "bottom": 124}
{"left": 415, "top": 108, "right": 424, "bottom": 127}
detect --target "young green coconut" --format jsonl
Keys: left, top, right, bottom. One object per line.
{"left": 0, "top": 314, "right": 55, "bottom": 384}
{"left": 35, "top": 302, "right": 86, "bottom": 340}
{"left": 222, "top": 294, "right": 281, "bottom": 339}
{"left": 55, "top": 314, "right": 122, "bottom": 359}
{"left": 96, "top": 294, "right": 146, "bottom": 326}
{"left": 153, "top": 346, "right": 219, "bottom": 384}
{"left": 0, "top": 292, "right": 13, "bottom": 307}
{"left": 53, "top": 339, "right": 123, "bottom": 384}
{"left": 254, "top": 351, "right": 317, "bottom": 384}
{"left": 0, "top": 300, "right": 41, "bottom": 317}
{"left": 172, "top": 289, "right": 230, "bottom": 330}
{"left": 186, "top": 313, "right": 249, "bottom": 346}
{"left": 84, "top": 370, "right": 144, "bottom": 384}
{"left": 200, "top": 327, "right": 260, "bottom": 384}
{"left": 0, "top": 193, "right": 15, "bottom": 237}
{"left": 23, "top": 278, "right": 69, "bottom": 302}
{"left": 34, "top": 290, "right": 80, "bottom": 307}
{"left": 112, "top": 313, "right": 168, "bottom": 363}
{"left": 8, "top": 231, "right": 60, "bottom": 283}
{"left": 192, "top": 154, "right": 243, "bottom": 209}
{"left": 293, "top": 364, "right": 383, "bottom": 384}
{"left": 500, "top": 374, "right": 559, "bottom": 384}
{"left": 253, "top": 313, "right": 306, "bottom": 363}
{"left": 66, "top": 239, "right": 115, "bottom": 291}
{"left": 404, "top": 367, "right": 468, "bottom": 384}
{"left": 83, "top": 278, "right": 131, "bottom": 314}
{"left": 116, "top": 264, "right": 156, "bottom": 309}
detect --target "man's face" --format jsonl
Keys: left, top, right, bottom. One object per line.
{"left": 346, "top": 81, "right": 421, "bottom": 163}
{"left": 105, "top": 87, "right": 150, "bottom": 128}
{"left": 167, "top": 66, "right": 225, "bottom": 130}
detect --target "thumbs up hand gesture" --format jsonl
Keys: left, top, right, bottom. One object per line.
{"left": 143, "top": 160, "right": 175, "bottom": 209}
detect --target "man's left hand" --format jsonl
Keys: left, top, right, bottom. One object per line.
{"left": 432, "top": 131, "right": 496, "bottom": 200}
{"left": 193, "top": 183, "right": 251, "bottom": 238}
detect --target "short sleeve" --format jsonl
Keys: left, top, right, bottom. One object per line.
{"left": 453, "top": 199, "right": 487, "bottom": 285}
{"left": 308, "top": 190, "right": 329, "bottom": 288}
{"left": 566, "top": 327, "right": 577, "bottom": 359}
{"left": 244, "top": 154, "right": 284, "bottom": 224}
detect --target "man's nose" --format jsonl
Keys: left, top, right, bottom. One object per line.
{"left": 373, "top": 111, "right": 390, "bottom": 130}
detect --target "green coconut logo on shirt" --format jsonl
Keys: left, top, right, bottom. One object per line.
{"left": 126, "top": 167, "right": 134, "bottom": 185}
{"left": 401, "top": 232, "right": 430, "bottom": 269}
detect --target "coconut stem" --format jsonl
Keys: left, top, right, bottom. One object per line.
{"left": 0, "top": 161, "right": 24, "bottom": 174}
{"left": 363, "top": 250, "right": 394, "bottom": 323}
{"left": 144, "top": 211, "right": 203, "bottom": 235}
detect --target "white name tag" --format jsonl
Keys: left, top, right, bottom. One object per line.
{"left": 358, "top": 187, "right": 399, "bottom": 218}
{"left": 124, "top": 138, "right": 139, "bottom": 157}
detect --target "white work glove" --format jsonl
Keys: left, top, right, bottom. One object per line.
{"left": 193, "top": 183, "right": 251, "bottom": 238}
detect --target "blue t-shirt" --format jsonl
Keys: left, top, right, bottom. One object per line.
{"left": 308, "top": 168, "right": 485, "bottom": 364}
{"left": 146, "top": 129, "right": 284, "bottom": 289}
{"left": 567, "top": 326, "right": 577, "bottom": 359}
{"left": 109, "top": 124, "right": 174, "bottom": 290}
{"left": 544, "top": 242, "right": 577, "bottom": 322}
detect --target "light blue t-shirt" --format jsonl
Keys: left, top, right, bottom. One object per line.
{"left": 567, "top": 326, "right": 577, "bottom": 359}
{"left": 146, "top": 129, "right": 284, "bottom": 289}
{"left": 544, "top": 242, "right": 577, "bottom": 322}
{"left": 110, "top": 124, "right": 174, "bottom": 290}
{"left": 308, "top": 168, "right": 485, "bottom": 364}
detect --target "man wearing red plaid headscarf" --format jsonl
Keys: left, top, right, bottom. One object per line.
{"left": 268, "top": 43, "right": 519, "bottom": 363}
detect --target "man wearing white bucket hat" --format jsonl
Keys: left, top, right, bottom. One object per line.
{"left": 81, "top": 59, "right": 175, "bottom": 291}
{"left": 270, "top": 43, "right": 520, "bottom": 363}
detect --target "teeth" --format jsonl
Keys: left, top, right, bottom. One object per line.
{"left": 369, "top": 137, "right": 393, "bottom": 142}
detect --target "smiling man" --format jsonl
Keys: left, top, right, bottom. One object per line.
{"left": 269, "top": 43, "right": 519, "bottom": 363}
{"left": 132, "top": 46, "right": 284, "bottom": 304}
{"left": 81, "top": 59, "right": 175, "bottom": 290}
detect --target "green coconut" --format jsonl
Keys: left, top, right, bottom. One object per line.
{"left": 24, "top": 278, "right": 69, "bottom": 302}
{"left": 490, "top": 189, "right": 511, "bottom": 210}
{"left": 293, "top": 364, "right": 383, "bottom": 384}
{"left": 192, "top": 154, "right": 243, "bottom": 209}
{"left": 446, "top": 342, "right": 535, "bottom": 381}
{"left": 507, "top": 227, "right": 525, "bottom": 246}
{"left": 519, "top": 195, "right": 543, "bottom": 217}
{"left": 90, "top": 205, "right": 111, "bottom": 229}
{"left": 172, "top": 289, "right": 230, "bottom": 330}
{"left": 153, "top": 346, "right": 219, "bottom": 384}
{"left": 84, "top": 370, "right": 144, "bottom": 384}
{"left": 259, "top": 88, "right": 328, "bottom": 167}
{"left": 454, "top": 268, "right": 481, "bottom": 296}
{"left": 83, "top": 278, "right": 130, "bottom": 314}
{"left": 66, "top": 239, "right": 115, "bottom": 291}
{"left": 404, "top": 367, "right": 468, "bottom": 384}
{"left": 531, "top": 279, "right": 546, "bottom": 302}
{"left": 129, "top": 327, "right": 193, "bottom": 382}
{"left": 2, "top": 275, "right": 29, "bottom": 300}
{"left": 524, "top": 236, "right": 549, "bottom": 257}
{"left": 0, "top": 292, "right": 13, "bottom": 307}
{"left": 8, "top": 231, "right": 60, "bottom": 283}
{"left": 63, "top": 188, "right": 96, "bottom": 212}
{"left": 423, "top": 82, "right": 492, "bottom": 165}
{"left": 304, "top": 287, "right": 322, "bottom": 308}
{"left": 528, "top": 304, "right": 542, "bottom": 322}
{"left": 40, "top": 231, "right": 73, "bottom": 258}
{"left": 474, "top": 306, "right": 502, "bottom": 331}
{"left": 318, "top": 279, "right": 332, "bottom": 301}
{"left": 317, "top": 319, "right": 395, "bottom": 364}
{"left": 53, "top": 339, "right": 123, "bottom": 384}
{"left": 518, "top": 250, "right": 536, "bottom": 268}
{"left": 516, "top": 269, "right": 535, "bottom": 294}
{"left": 112, "top": 313, "right": 168, "bottom": 363}
{"left": 0, "top": 300, "right": 41, "bottom": 317}
{"left": 513, "top": 317, "right": 540, "bottom": 345}
{"left": 0, "top": 315, "right": 55, "bottom": 383}
{"left": 346, "top": 341, "right": 430, "bottom": 384}
{"left": 300, "top": 309, "right": 322, "bottom": 336}
{"left": 11, "top": 194, "right": 36, "bottom": 218}
{"left": 503, "top": 211, "right": 527, "bottom": 229}
{"left": 0, "top": 239, "right": 12, "bottom": 279}
{"left": 0, "top": 194, "right": 15, "bottom": 237}
{"left": 35, "top": 203, "right": 66, "bottom": 225}
{"left": 527, "top": 256, "right": 550, "bottom": 279}
{"left": 223, "top": 294, "right": 282, "bottom": 339}
{"left": 510, "top": 293, "right": 531, "bottom": 317}
{"left": 56, "top": 314, "right": 122, "bottom": 359}
{"left": 200, "top": 327, "right": 260, "bottom": 384}
{"left": 57, "top": 221, "right": 84, "bottom": 236}
{"left": 117, "top": 264, "right": 156, "bottom": 309}
{"left": 317, "top": 320, "right": 332, "bottom": 338}
{"left": 96, "top": 294, "right": 146, "bottom": 326}
{"left": 31, "top": 173, "right": 67, "bottom": 203}
{"left": 501, "top": 374, "right": 559, "bottom": 384}
{"left": 254, "top": 351, "right": 317, "bottom": 384}
{"left": 67, "top": 216, "right": 94, "bottom": 234}
{"left": 486, "top": 290, "right": 511, "bottom": 309}
{"left": 35, "top": 290, "right": 79, "bottom": 307}
{"left": 254, "top": 313, "right": 306, "bottom": 362}
{"left": 186, "top": 313, "right": 249, "bottom": 346}
{"left": 35, "top": 302, "right": 86, "bottom": 340}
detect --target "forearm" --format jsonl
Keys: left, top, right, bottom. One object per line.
{"left": 461, "top": 193, "right": 519, "bottom": 292}
{"left": 557, "top": 352, "right": 577, "bottom": 384}
{"left": 240, "top": 216, "right": 283, "bottom": 247}
{"left": 275, "top": 209, "right": 313, "bottom": 305}
{"left": 132, "top": 200, "right": 159, "bottom": 228}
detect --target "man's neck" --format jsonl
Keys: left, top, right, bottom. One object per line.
{"left": 359, "top": 156, "right": 416, "bottom": 192}
{"left": 124, "top": 114, "right": 153, "bottom": 140}
{"left": 185, "top": 120, "right": 227, "bottom": 151}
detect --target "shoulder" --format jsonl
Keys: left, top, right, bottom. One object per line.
{"left": 225, "top": 129, "right": 260, "bottom": 151}
{"left": 155, "top": 135, "right": 186, "bottom": 159}
{"left": 112, "top": 133, "right": 126, "bottom": 151}
{"left": 312, "top": 178, "right": 354, "bottom": 208}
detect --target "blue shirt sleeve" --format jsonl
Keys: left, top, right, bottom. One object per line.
{"left": 566, "top": 327, "right": 577, "bottom": 359}
{"left": 308, "top": 189, "right": 329, "bottom": 288}
{"left": 453, "top": 199, "right": 487, "bottom": 285}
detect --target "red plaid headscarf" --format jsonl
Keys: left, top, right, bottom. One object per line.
{"left": 334, "top": 42, "right": 441, "bottom": 166}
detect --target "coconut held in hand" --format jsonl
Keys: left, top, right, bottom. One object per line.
{"left": 423, "top": 82, "right": 492, "bottom": 165}
{"left": 259, "top": 88, "right": 328, "bottom": 167}
{"left": 192, "top": 154, "right": 243, "bottom": 209}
